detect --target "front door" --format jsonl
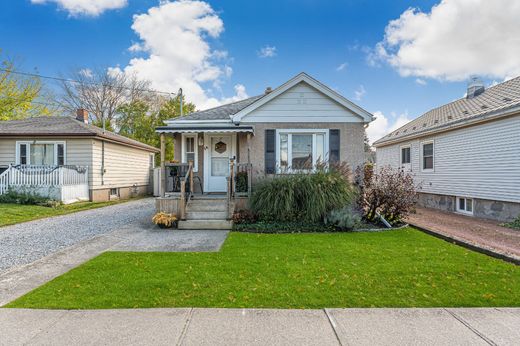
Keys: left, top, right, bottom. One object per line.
{"left": 207, "top": 135, "right": 232, "bottom": 192}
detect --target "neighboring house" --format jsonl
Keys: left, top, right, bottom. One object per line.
{"left": 0, "top": 110, "right": 158, "bottom": 203}
{"left": 156, "top": 72, "right": 373, "bottom": 228}
{"left": 374, "top": 77, "right": 520, "bottom": 222}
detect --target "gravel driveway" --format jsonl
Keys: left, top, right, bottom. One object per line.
{"left": 0, "top": 198, "right": 155, "bottom": 274}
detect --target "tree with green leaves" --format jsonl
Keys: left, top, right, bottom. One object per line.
{"left": 117, "top": 95, "right": 196, "bottom": 162}
{"left": 0, "top": 54, "right": 53, "bottom": 120}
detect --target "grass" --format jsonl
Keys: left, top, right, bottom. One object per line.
{"left": 0, "top": 198, "right": 140, "bottom": 227}
{"left": 6, "top": 228, "right": 519, "bottom": 309}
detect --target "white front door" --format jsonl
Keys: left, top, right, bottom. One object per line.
{"left": 206, "top": 135, "right": 232, "bottom": 192}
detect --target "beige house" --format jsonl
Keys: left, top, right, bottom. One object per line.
{"left": 0, "top": 111, "right": 158, "bottom": 203}
{"left": 156, "top": 72, "right": 374, "bottom": 229}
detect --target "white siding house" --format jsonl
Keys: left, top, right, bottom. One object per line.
{"left": 0, "top": 113, "right": 159, "bottom": 202}
{"left": 374, "top": 77, "right": 520, "bottom": 222}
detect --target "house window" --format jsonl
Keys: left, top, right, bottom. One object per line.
{"left": 16, "top": 141, "right": 66, "bottom": 166}
{"left": 401, "top": 146, "right": 411, "bottom": 165}
{"left": 421, "top": 141, "right": 434, "bottom": 171}
{"left": 456, "top": 197, "right": 473, "bottom": 215}
{"left": 19, "top": 144, "right": 27, "bottom": 165}
{"left": 182, "top": 134, "right": 198, "bottom": 172}
{"left": 110, "top": 188, "right": 119, "bottom": 197}
{"left": 276, "top": 130, "right": 328, "bottom": 172}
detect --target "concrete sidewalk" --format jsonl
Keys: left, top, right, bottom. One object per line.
{"left": 1, "top": 308, "right": 518, "bottom": 345}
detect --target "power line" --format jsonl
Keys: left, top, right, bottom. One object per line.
{"left": 0, "top": 68, "right": 179, "bottom": 97}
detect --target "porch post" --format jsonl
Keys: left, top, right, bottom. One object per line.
{"left": 246, "top": 132, "right": 252, "bottom": 164}
{"left": 160, "top": 132, "right": 166, "bottom": 197}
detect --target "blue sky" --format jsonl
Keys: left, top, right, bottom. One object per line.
{"left": 1, "top": 0, "right": 519, "bottom": 142}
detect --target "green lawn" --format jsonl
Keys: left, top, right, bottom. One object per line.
{"left": 0, "top": 199, "right": 137, "bottom": 227}
{"left": 6, "top": 228, "right": 519, "bottom": 309}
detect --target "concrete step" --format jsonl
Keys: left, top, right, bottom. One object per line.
{"left": 187, "top": 201, "right": 228, "bottom": 212}
{"left": 178, "top": 219, "right": 232, "bottom": 230}
{"left": 186, "top": 211, "right": 228, "bottom": 220}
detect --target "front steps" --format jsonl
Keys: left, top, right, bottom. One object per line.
{"left": 178, "top": 196, "right": 232, "bottom": 230}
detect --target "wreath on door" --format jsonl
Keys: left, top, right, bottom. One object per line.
{"left": 214, "top": 141, "right": 227, "bottom": 154}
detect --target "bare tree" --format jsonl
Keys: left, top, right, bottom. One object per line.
{"left": 57, "top": 67, "right": 157, "bottom": 128}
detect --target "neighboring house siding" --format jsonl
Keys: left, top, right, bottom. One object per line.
{"left": 376, "top": 115, "right": 520, "bottom": 204}
{"left": 0, "top": 139, "right": 16, "bottom": 165}
{"left": 91, "top": 139, "right": 153, "bottom": 190}
{"left": 0, "top": 138, "right": 92, "bottom": 168}
{"left": 241, "top": 82, "right": 364, "bottom": 123}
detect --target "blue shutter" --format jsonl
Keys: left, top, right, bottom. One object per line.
{"left": 265, "top": 129, "right": 276, "bottom": 174}
{"left": 329, "top": 129, "right": 340, "bottom": 163}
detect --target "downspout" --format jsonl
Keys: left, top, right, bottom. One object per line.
{"left": 101, "top": 140, "right": 105, "bottom": 186}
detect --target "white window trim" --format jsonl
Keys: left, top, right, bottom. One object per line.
{"left": 399, "top": 144, "right": 411, "bottom": 166}
{"left": 456, "top": 197, "right": 474, "bottom": 215}
{"left": 15, "top": 141, "right": 66, "bottom": 166}
{"left": 275, "top": 129, "right": 329, "bottom": 173}
{"left": 420, "top": 140, "right": 434, "bottom": 172}
{"left": 181, "top": 133, "right": 198, "bottom": 172}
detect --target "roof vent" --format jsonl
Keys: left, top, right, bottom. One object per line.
{"left": 481, "top": 105, "right": 488, "bottom": 109}
{"left": 447, "top": 115, "right": 453, "bottom": 120}
{"left": 434, "top": 119, "right": 439, "bottom": 124}
{"left": 412, "top": 126, "right": 416, "bottom": 130}
{"left": 462, "top": 110, "right": 469, "bottom": 115}
{"left": 422, "top": 123, "right": 427, "bottom": 127}
{"left": 466, "top": 76, "right": 485, "bottom": 99}
{"left": 264, "top": 87, "right": 273, "bottom": 95}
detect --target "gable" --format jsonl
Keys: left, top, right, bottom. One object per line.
{"left": 239, "top": 82, "right": 365, "bottom": 123}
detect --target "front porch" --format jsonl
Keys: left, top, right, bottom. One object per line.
{"left": 155, "top": 126, "right": 254, "bottom": 225}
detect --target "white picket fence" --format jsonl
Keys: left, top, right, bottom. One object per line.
{"left": 0, "top": 165, "right": 89, "bottom": 203}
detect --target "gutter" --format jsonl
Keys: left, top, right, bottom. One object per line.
{"left": 374, "top": 104, "right": 520, "bottom": 148}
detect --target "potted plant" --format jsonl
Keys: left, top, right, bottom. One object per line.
{"left": 152, "top": 212, "right": 178, "bottom": 229}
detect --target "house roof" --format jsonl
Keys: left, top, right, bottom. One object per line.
{"left": 0, "top": 116, "right": 159, "bottom": 152}
{"left": 171, "top": 95, "right": 265, "bottom": 121}
{"left": 374, "top": 76, "right": 520, "bottom": 147}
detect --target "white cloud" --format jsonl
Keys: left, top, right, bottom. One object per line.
{"left": 258, "top": 46, "right": 277, "bottom": 58}
{"left": 415, "top": 78, "right": 427, "bottom": 86}
{"left": 354, "top": 85, "right": 366, "bottom": 101}
{"left": 31, "top": 0, "right": 127, "bottom": 16}
{"left": 336, "top": 62, "right": 348, "bottom": 72}
{"left": 366, "top": 111, "right": 411, "bottom": 145}
{"left": 115, "top": 1, "right": 247, "bottom": 109}
{"left": 220, "top": 84, "right": 248, "bottom": 104}
{"left": 374, "top": 0, "right": 520, "bottom": 81}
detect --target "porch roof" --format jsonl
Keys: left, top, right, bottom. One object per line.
{"left": 156, "top": 124, "right": 254, "bottom": 134}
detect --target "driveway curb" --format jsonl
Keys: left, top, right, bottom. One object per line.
{"left": 410, "top": 222, "right": 520, "bottom": 265}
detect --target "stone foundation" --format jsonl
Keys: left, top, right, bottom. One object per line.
{"left": 417, "top": 192, "right": 519, "bottom": 222}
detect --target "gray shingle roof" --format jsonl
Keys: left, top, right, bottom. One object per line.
{"left": 172, "top": 95, "right": 265, "bottom": 121}
{"left": 0, "top": 116, "right": 159, "bottom": 152}
{"left": 374, "top": 76, "right": 520, "bottom": 146}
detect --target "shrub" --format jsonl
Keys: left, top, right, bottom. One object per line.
{"left": 250, "top": 165, "right": 357, "bottom": 223}
{"left": 0, "top": 189, "right": 57, "bottom": 207}
{"left": 325, "top": 206, "right": 362, "bottom": 230}
{"left": 502, "top": 215, "right": 520, "bottom": 230}
{"left": 357, "top": 165, "right": 418, "bottom": 225}
{"left": 232, "top": 209, "right": 258, "bottom": 224}
{"left": 233, "top": 221, "right": 337, "bottom": 233}
{"left": 235, "top": 171, "right": 248, "bottom": 193}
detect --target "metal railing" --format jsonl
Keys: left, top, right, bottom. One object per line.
{"left": 179, "top": 161, "right": 194, "bottom": 220}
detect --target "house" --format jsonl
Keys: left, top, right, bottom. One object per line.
{"left": 155, "top": 72, "right": 374, "bottom": 229}
{"left": 374, "top": 77, "right": 520, "bottom": 222}
{"left": 0, "top": 110, "right": 159, "bottom": 203}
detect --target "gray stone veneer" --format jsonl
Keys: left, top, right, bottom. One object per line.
{"left": 417, "top": 192, "right": 520, "bottom": 223}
